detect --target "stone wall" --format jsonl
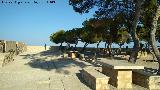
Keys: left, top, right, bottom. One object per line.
{"left": 0, "top": 40, "right": 27, "bottom": 67}
{"left": 5, "top": 41, "right": 17, "bottom": 53}
{"left": 133, "top": 70, "right": 160, "bottom": 89}
{"left": 17, "top": 42, "right": 27, "bottom": 53}
{"left": 0, "top": 40, "right": 27, "bottom": 54}
{"left": 0, "top": 40, "right": 5, "bottom": 53}
{"left": 49, "top": 46, "right": 60, "bottom": 52}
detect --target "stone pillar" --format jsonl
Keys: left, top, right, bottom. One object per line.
{"left": 117, "top": 70, "right": 132, "bottom": 89}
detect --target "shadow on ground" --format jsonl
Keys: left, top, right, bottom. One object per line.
{"left": 144, "top": 67, "right": 158, "bottom": 74}
{"left": 21, "top": 50, "right": 92, "bottom": 75}
{"left": 21, "top": 49, "right": 61, "bottom": 60}
{"left": 76, "top": 72, "right": 92, "bottom": 90}
{"left": 112, "top": 56, "right": 128, "bottom": 60}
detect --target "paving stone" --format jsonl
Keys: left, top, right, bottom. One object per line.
{"left": 50, "top": 79, "right": 64, "bottom": 90}
{"left": 37, "top": 80, "right": 50, "bottom": 90}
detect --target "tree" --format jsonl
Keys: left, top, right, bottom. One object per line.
{"left": 50, "top": 30, "right": 65, "bottom": 50}
{"left": 66, "top": 0, "right": 160, "bottom": 74}
{"left": 111, "top": 12, "right": 131, "bottom": 54}
{"left": 82, "top": 18, "right": 104, "bottom": 49}
{"left": 65, "top": 29, "right": 79, "bottom": 49}
{"left": 141, "top": 0, "right": 160, "bottom": 74}
{"left": 115, "top": 27, "right": 131, "bottom": 54}
{"left": 128, "top": 0, "right": 144, "bottom": 63}
{"left": 146, "top": 0, "right": 160, "bottom": 74}
{"left": 78, "top": 26, "right": 97, "bottom": 52}
{"left": 150, "top": 6, "right": 160, "bottom": 74}
{"left": 69, "top": 0, "right": 144, "bottom": 63}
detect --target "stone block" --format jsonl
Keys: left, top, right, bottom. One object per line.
{"left": 79, "top": 54, "right": 85, "bottom": 60}
{"left": 133, "top": 70, "right": 160, "bottom": 90}
{"left": 149, "top": 76, "right": 160, "bottom": 89}
{"left": 81, "top": 67, "right": 110, "bottom": 90}
{"left": 100, "top": 59, "right": 144, "bottom": 69}
{"left": 63, "top": 53, "right": 68, "bottom": 58}
{"left": 102, "top": 65, "right": 132, "bottom": 89}
{"left": 96, "top": 78, "right": 109, "bottom": 90}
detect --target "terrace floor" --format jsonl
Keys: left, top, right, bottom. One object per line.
{"left": 0, "top": 50, "right": 154, "bottom": 90}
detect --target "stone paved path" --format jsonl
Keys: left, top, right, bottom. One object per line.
{"left": 0, "top": 51, "right": 91, "bottom": 90}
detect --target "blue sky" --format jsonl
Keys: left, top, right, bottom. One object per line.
{"left": 0, "top": 0, "right": 95, "bottom": 46}
{"left": 0, "top": 0, "right": 136, "bottom": 48}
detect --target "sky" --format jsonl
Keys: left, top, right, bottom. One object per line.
{"left": 0, "top": 0, "right": 96, "bottom": 46}
{"left": 0, "top": 0, "right": 136, "bottom": 48}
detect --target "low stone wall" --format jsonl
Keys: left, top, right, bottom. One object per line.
{"left": 50, "top": 46, "right": 62, "bottom": 52}
{"left": 133, "top": 70, "right": 160, "bottom": 90}
{"left": 81, "top": 67, "right": 110, "bottom": 90}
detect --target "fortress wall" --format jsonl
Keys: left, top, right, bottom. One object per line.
{"left": 5, "top": 41, "right": 17, "bottom": 53}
